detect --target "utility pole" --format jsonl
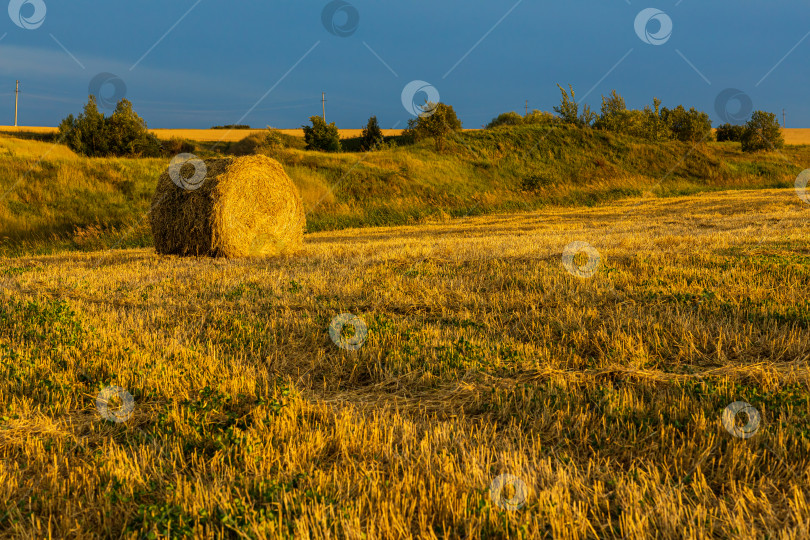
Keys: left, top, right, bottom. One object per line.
{"left": 525, "top": 100, "right": 528, "bottom": 116}
{"left": 14, "top": 80, "right": 19, "bottom": 127}
{"left": 322, "top": 92, "right": 326, "bottom": 122}
{"left": 783, "top": 108, "right": 786, "bottom": 128}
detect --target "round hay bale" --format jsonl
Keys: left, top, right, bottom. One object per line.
{"left": 150, "top": 155, "right": 305, "bottom": 257}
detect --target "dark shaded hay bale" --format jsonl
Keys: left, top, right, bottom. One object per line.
{"left": 150, "top": 155, "right": 305, "bottom": 257}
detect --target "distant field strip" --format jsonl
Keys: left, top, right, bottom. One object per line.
{"left": 0, "top": 126, "right": 406, "bottom": 141}
{"left": 7, "top": 125, "right": 809, "bottom": 144}
{"left": 783, "top": 128, "right": 810, "bottom": 145}
{"left": 0, "top": 189, "right": 808, "bottom": 538}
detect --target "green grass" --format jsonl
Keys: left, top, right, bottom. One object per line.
{"left": 1, "top": 124, "right": 807, "bottom": 256}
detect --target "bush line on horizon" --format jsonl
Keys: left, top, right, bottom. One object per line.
{"left": 55, "top": 85, "right": 785, "bottom": 160}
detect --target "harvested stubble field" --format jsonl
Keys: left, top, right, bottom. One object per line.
{"left": 0, "top": 188, "right": 808, "bottom": 538}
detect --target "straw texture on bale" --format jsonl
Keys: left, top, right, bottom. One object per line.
{"left": 150, "top": 155, "right": 305, "bottom": 257}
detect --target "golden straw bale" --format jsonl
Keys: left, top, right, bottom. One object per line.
{"left": 150, "top": 155, "right": 305, "bottom": 257}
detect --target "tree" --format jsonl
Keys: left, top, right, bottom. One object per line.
{"left": 404, "top": 102, "right": 462, "bottom": 151}
{"left": 360, "top": 115, "right": 385, "bottom": 150}
{"left": 59, "top": 96, "right": 108, "bottom": 156}
{"left": 715, "top": 123, "right": 745, "bottom": 142}
{"left": 105, "top": 99, "right": 161, "bottom": 156}
{"left": 553, "top": 84, "right": 596, "bottom": 127}
{"left": 58, "top": 113, "right": 80, "bottom": 153}
{"left": 661, "top": 105, "right": 712, "bottom": 143}
{"left": 58, "top": 96, "right": 161, "bottom": 157}
{"left": 741, "top": 111, "right": 784, "bottom": 153}
{"left": 303, "top": 116, "right": 341, "bottom": 152}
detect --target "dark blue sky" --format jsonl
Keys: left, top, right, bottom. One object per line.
{"left": 1, "top": 0, "right": 807, "bottom": 129}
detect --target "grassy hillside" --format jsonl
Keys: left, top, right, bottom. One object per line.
{"left": 1, "top": 190, "right": 807, "bottom": 537}
{"left": 1, "top": 124, "right": 807, "bottom": 256}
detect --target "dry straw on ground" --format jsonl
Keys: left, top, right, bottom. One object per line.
{"left": 1, "top": 189, "right": 808, "bottom": 538}
{"left": 150, "top": 155, "right": 305, "bottom": 257}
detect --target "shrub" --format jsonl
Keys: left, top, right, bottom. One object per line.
{"left": 210, "top": 124, "right": 251, "bottom": 130}
{"left": 715, "top": 123, "right": 745, "bottom": 142}
{"left": 361, "top": 116, "right": 385, "bottom": 150}
{"left": 592, "top": 92, "right": 712, "bottom": 143}
{"left": 521, "top": 175, "right": 553, "bottom": 191}
{"left": 554, "top": 84, "right": 596, "bottom": 127}
{"left": 229, "top": 129, "right": 304, "bottom": 156}
{"left": 303, "top": 116, "right": 341, "bottom": 152}
{"left": 162, "top": 138, "right": 195, "bottom": 156}
{"left": 58, "top": 96, "right": 161, "bottom": 157}
{"left": 404, "top": 102, "right": 462, "bottom": 151}
{"left": 486, "top": 112, "right": 524, "bottom": 129}
{"left": 594, "top": 90, "right": 630, "bottom": 132}
{"left": 639, "top": 98, "right": 670, "bottom": 142}
{"left": 229, "top": 132, "right": 279, "bottom": 156}
{"left": 741, "top": 111, "right": 784, "bottom": 153}
{"left": 524, "top": 110, "right": 557, "bottom": 125}
{"left": 661, "top": 105, "right": 712, "bottom": 142}
{"left": 595, "top": 96, "right": 670, "bottom": 142}
{"left": 486, "top": 110, "right": 556, "bottom": 129}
